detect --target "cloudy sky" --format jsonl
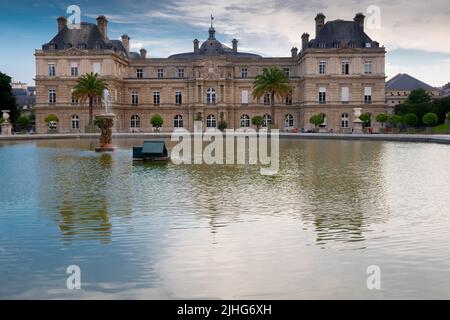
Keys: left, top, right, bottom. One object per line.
{"left": 1, "top": 0, "right": 449, "bottom": 87}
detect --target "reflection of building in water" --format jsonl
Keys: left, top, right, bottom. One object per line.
{"left": 38, "top": 149, "right": 133, "bottom": 244}
{"left": 284, "top": 139, "right": 390, "bottom": 245}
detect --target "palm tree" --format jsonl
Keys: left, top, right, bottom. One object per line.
{"left": 73, "top": 72, "right": 108, "bottom": 130}
{"left": 252, "top": 67, "right": 293, "bottom": 127}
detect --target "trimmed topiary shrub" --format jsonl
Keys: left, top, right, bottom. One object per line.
{"left": 151, "top": 114, "right": 164, "bottom": 132}
{"left": 422, "top": 112, "right": 439, "bottom": 127}
{"left": 403, "top": 113, "right": 418, "bottom": 127}
{"left": 251, "top": 115, "right": 264, "bottom": 130}
{"left": 309, "top": 114, "right": 324, "bottom": 131}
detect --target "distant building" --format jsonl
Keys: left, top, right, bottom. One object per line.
{"left": 386, "top": 73, "right": 440, "bottom": 108}
{"left": 11, "top": 82, "right": 36, "bottom": 112}
{"left": 440, "top": 82, "right": 450, "bottom": 98}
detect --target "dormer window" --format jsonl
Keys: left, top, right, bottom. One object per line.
{"left": 318, "top": 42, "right": 326, "bottom": 49}
{"left": 94, "top": 42, "right": 102, "bottom": 50}
{"left": 48, "top": 44, "right": 56, "bottom": 50}
{"left": 365, "top": 43, "right": 372, "bottom": 48}
{"left": 78, "top": 43, "right": 87, "bottom": 50}
{"left": 64, "top": 43, "right": 72, "bottom": 49}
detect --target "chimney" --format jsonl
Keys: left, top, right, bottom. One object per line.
{"left": 232, "top": 39, "right": 238, "bottom": 52}
{"left": 121, "top": 34, "right": 130, "bottom": 52}
{"left": 57, "top": 16, "right": 67, "bottom": 32}
{"left": 96, "top": 15, "right": 108, "bottom": 39}
{"left": 301, "top": 33, "right": 310, "bottom": 50}
{"left": 291, "top": 47, "right": 298, "bottom": 57}
{"left": 354, "top": 13, "right": 365, "bottom": 31}
{"left": 140, "top": 48, "right": 147, "bottom": 58}
{"left": 193, "top": 39, "right": 199, "bottom": 53}
{"left": 315, "top": 13, "right": 325, "bottom": 37}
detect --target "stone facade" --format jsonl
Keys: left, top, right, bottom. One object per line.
{"left": 35, "top": 13, "right": 387, "bottom": 133}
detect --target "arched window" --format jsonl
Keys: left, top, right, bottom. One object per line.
{"left": 130, "top": 115, "right": 140, "bottom": 128}
{"left": 174, "top": 114, "right": 183, "bottom": 128}
{"left": 71, "top": 115, "right": 79, "bottom": 129}
{"left": 240, "top": 114, "right": 250, "bottom": 128}
{"left": 206, "top": 88, "right": 216, "bottom": 104}
{"left": 263, "top": 114, "right": 272, "bottom": 127}
{"left": 319, "top": 113, "right": 327, "bottom": 128}
{"left": 206, "top": 114, "right": 216, "bottom": 128}
{"left": 285, "top": 114, "right": 294, "bottom": 127}
{"left": 341, "top": 113, "right": 349, "bottom": 128}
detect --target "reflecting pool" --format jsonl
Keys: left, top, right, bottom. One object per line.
{"left": 1, "top": 138, "right": 450, "bottom": 299}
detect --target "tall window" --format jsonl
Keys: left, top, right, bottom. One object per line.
{"left": 319, "top": 87, "right": 326, "bottom": 103}
{"left": 341, "top": 113, "right": 349, "bottom": 128}
{"left": 48, "top": 64, "right": 56, "bottom": 76}
{"left": 131, "top": 91, "right": 139, "bottom": 105}
{"left": 341, "top": 61, "right": 350, "bottom": 75}
{"left": 263, "top": 114, "right": 271, "bottom": 127}
{"left": 319, "top": 61, "right": 327, "bottom": 74}
{"left": 71, "top": 63, "right": 78, "bottom": 77}
{"left": 157, "top": 68, "right": 164, "bottom": 79}
{"left": 175, "top": 91, "right": 182, "bottom": 105}
{"left": 285, "top": 95, "right": 292, "bottom": 105}
{"left": 285, "top": 114, "right": 294, "bottom": 127}
{"left": 206, "top": 88, "right": 216, "bottom": 104}
{"left": 241, "top": 90, "right": 249, "bottom": 104}
{"left": 364, "top": 61, "right": 373, "bottom": 75}
{"left": 241, "top": 67, "right": 248, "bottom": 78}
{"left": 364, "top": 87, "right": 372, "bottom": 103}
{"left": 341, "top": 87, "right": 349, "bottom": 103}
{"left": 283, "top": 67, "right": 290, "bottom": 77}
{"left": 206, "top": 114, "right": 216, "bottom": 128}
{"left": 71, "top": 90, "right": 78, "bottom": 105}
{"left": 49, "top": 89, "right": 56, "bottom": 104}
{"left": 136, "top": 68, "right": 143, "bottom": 78}
{"left": 130, "top": 115, "right": 140, "bottom": 128}
{"left": 93, "top": 62, "right": 101, "bottom": 75}
{"left": 263, "top": 94, "right": 271, "bottom": 105}
{"left": 319, "top": 113, "right": 327, "bottom": 128}
{"left": 174, "top": 115, "right": 183, "bottom": 128}
{"left": 153, "top": 91, "right": 160, "bottom": 105}
{"left": 240, "top": 114, "right": 250, "bottom": 128}
{"left": 71, "top": 115, "right": 79, "bottom": 129}
{"left": 178, "top": 67, "right": 185, "bottom": 78}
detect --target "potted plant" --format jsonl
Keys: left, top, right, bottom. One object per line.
{"left": 375, "top": 113, "right": 389, "bottom": 133}
{"left": 150, "top": 114, "right": 163, "bottom": 132}
{"left": 422, "top": 112, "right": 438, "bottom": 134}
{"left": 251, "top": 115, "right": 264, "bottom": 131}
{"left": 218, "top": 112, "right": 227, "bottom": 132}
{"left": 309, "top": 114, "right": 324, "bottom": 133}
{"left": 44, "top": 114, "right": 59, "bottom": 133}
{"left": 403, "top": 113, "right": 418, "bottom": 133}
{"left": 388, "top": 115, "right": 402, "bottom": 133}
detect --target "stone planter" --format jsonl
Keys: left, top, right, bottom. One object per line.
{"left": 406, "top": 127, "right": 416, "bottom": 134}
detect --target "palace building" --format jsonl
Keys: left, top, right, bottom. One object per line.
{"left": 35, "top": 13, "right": 387, "bottom": 133}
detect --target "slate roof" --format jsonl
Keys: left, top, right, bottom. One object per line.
{"left": 169, "top": 26, "right": 261, "bottom": 59}
{"left": 42, "top": 22, "right": 128, "bottom": 56}
{"left": 307, "top": 20, "right": 379, "bottom": 49}
{"left": 386, "top": 74, "right": 436, "bottom": 91}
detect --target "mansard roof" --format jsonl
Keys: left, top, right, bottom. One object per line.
{"left": 308, "top": 20, "right": 379, "bottom": 49}
{"left": 42, "top": 22, "right": 128, "bottom": 56}
{"left": 386, "top": 73, "right": 436, "bottom": 91}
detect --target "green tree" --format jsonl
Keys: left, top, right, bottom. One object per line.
{"left": 0, "top": 71, "right": 21, "bottom": 127}
{"left": 403, "top": 113, "right": 418, "bottom": 127}
{"left": 375, "top": 113, "right": 389, "bottom": 128}
{"left": 151, "top": 114, "right": 163, "bottom": 130}
{"left": 251, "top": 115, "right": 264, "bottom": 130}
{"left": 405, "top": 88, "right": 431, "bottom": 105}
{"left": 16, "top": 114, "right": 31, "bottom": 132}
{"left": 388, "top": 115, "right": 402, "bottom": 128}
{"left": 422, "top": 112, "right": 439, "bottom": 127}
{"left": 359, "top": 113, "right": 371, "bottom": 128}
{"left": 309, "top": 114, "right": 324, "bottom": 129}
{"left": 72, "top": 72, "right": 108, "bottom": 129}
{"left": 252, "top": 67, "right": 293, "bottom": 126}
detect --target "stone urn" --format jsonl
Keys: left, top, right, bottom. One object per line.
{"left": 94, "top": 113, "right": 116, "bottom": 152}
{"left": 1, "top": 110, "right": 12, "bottom": 136}
{"left": 352, "top": 108, "right": 363, "bottom": 134}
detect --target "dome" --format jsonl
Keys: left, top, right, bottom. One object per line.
{"left": 199, "top": 39, "right": 225, "bottom": 55}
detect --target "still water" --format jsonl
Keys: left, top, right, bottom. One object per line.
{"left": 0, "top": 138, "right": 450, "bottom": 299}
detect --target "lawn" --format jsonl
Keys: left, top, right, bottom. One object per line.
{"left": 432, "top": 123, "right": 450, "bottom": 134}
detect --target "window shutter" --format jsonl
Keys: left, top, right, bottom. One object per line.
{"left": 364, "top": 86, "right": 372, "bottom": 95}
{"left": 93, "top": 63, "right": 101, "bottom": 74}
{"left": 319, "top": 87, "right": 326, "bottom": 93}
{"left": 242, "top": 90, "right": 249, "bottom": 104}
{"left": 341, "top": 87, "right": 349, "bottom": 101}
